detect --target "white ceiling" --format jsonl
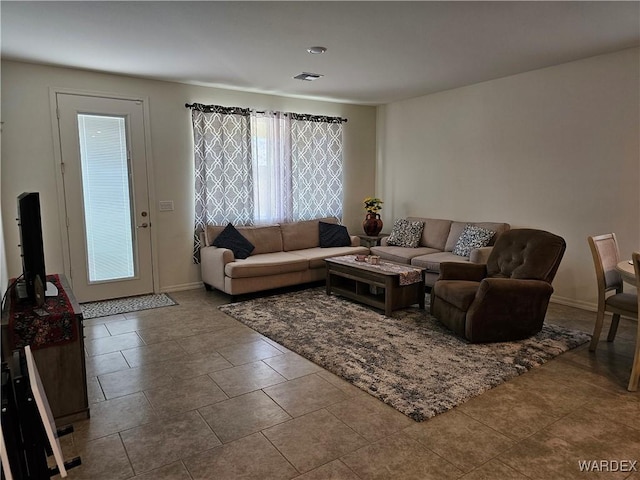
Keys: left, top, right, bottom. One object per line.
{"left": 2, "top": 1, "right": 639, "bottom": 105}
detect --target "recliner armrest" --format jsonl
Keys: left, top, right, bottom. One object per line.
{"left": 474, "top": 277, "right": 553, "bottom": 301}
{"left": 439, "top": 262, "right": 487, "bottom": 282}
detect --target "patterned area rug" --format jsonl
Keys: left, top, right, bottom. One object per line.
{"left": 219, "top": 287, "right": 590, "bottom": 421}
{"left": 81, "top": 293, "right": 177, "bottom": 319}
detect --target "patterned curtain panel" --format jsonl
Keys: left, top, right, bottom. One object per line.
{"left": 290, "top": 116, "right": 344, "bottom": 221}
{"left": 191, "top": 106, "right": 253, "bottom": 262}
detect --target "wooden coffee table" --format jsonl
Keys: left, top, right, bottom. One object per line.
{"left": 325, "top": 255, "right": 425, "bottom": 316}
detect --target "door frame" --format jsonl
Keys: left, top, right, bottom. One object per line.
{"left": 49, "top": 87, "right": 160, "bottom": 296}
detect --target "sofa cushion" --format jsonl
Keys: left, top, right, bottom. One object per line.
{"left": 407, "top": 217, "right": 452, "bottom": 250}
{"left": 241, "top": 225, "right": 284, "bottom": 255}
{"left": 411, "top": 251, "right": 469, "bottom": 272}
{"left": 224, "top": 252, "right": 308, "bottom": 279}
{"left": 212, "top": 224, "right": 255, "bottom": 259}
{"left": 291, "top": 246, "right": 369, "bottom": 269}
{"left": 370, "top": 245, "right": 440, "bottom": 264}
{"left": 281, "top": 217, "right": 338, "bottom": 251}
{"left": 452, "top": 224, "right": 495, "bottom": 257}
{"left": 445, "top": 221, "right": 510, "bottom": 252}
{"left": 386, "top": 219, "right": 424, "bottom": 248}
{"left": 319, "top": 221, "right": 351, "bottom": 248}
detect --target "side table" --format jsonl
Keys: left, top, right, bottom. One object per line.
{"left": 358, "top": 234, "right": 389, "bottom": 248}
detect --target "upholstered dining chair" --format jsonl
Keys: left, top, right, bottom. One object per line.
{"left": 628, "top": 251, "right": 640, "bottom": 391}
{"left": 587, "top": 234, "right": 638, "bottom": 352}
{"left": 430, "top": 228, "right": 566, "bottom": 343}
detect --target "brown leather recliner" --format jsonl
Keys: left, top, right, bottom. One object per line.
{"left": 430, "top": 229, "right": 566, "bottom": 343}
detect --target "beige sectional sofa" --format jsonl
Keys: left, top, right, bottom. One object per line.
{"left": 370, "top": 217, "right": 510, "bottom": 287}
{"left": 200, "top": 217, "right": 368, "bottom": 296}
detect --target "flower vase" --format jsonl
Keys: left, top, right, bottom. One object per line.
{"left": 363, "top": 213, "right": 383, "bottom": 236}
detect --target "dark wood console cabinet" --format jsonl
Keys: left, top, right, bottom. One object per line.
{"left": 2, "top": 274, "right": 89, "bottom": 424}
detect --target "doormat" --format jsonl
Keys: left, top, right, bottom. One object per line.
{"left": 219, "top": 287, "right": 590, "bottom": 422}
{"left": 81, "top": 293, "right": 177, "bottom": 319}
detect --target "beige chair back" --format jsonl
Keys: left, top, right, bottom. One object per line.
{"left": 587, "top": 233, "right": 637, "bottom": 353}
{"left": 587, "top": 233, "right": 623, "bottom": 294}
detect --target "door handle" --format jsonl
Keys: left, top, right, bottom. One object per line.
{"left": 136, "top": 223, "right": 149, "bottom": 229}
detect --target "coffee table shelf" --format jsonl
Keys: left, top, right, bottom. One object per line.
{"left": 325, "top": 257, "right": 425, "bottom": 316}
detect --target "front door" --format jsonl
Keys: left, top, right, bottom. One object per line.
{"left": 56, "top": 93, "right": 154, "bottom": 302}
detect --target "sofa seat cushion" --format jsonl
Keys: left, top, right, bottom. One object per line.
{"left": 224, "top": 252, "right": 308, "bottom": 279}
{"left": 291, "top": 246, "right": 370, "bottom": 269}
{"left": 370, "top": 246, "right": 440, "bottom": 264}
{"left": 411, "top": 252, "right": 469, "bottom": 273}
{"left": 433, "top": 280, "right": 479, "bottom": 311}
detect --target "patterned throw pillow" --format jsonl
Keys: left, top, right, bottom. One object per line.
{"left": 386, "top": 219, "right": 425, "bottom": 248}
{"left": 452, "top": 224, "right": 495, "bottom": 257}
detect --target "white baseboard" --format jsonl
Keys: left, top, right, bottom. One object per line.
{"left": 550, "top": 294, "right": 596, "bottom": 312}
{"left": 159, "top": 282, "right": 204, "bottom": 293}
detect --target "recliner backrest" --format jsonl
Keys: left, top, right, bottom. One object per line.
{"left": 486, "top": 229, "right": 566, "bottom": 283}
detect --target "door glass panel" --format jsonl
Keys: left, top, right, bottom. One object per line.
{"left": 77, "top": 114, "right": 135, "bottom": 282}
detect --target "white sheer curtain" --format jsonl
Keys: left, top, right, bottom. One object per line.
{"left": 250, "top": 111, "right": 292, "bottom": 224}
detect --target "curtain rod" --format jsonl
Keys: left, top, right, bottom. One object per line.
{"left": 185, "top": 103, "right": 347, "bottom": 123}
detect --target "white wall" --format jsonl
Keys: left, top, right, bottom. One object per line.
{"left": 377, "top": 48, "right": 640, "bottom": 307}
{"left": 1, "top": 61, "right": 377, "bottom": 292}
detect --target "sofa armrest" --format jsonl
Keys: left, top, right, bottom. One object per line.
{"left": 350, "top": 235, "right": 361, "bottom": 247}
{"left": 200, "top": 245, "right": 235, "bottom": 291}
{"left": 469, "top": 246, "right": 493, "bottom": 264}
{"left": 439, "top": 262, "right": 487, "bottom": 282}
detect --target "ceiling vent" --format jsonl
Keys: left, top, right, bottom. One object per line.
{"left": 293, "top": 72, "right": 324, "bottom": 81}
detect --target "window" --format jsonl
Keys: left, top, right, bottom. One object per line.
{"left": 190, "top": 103, "right": 346, "bottom": 262}
{"left": 77, "top": 114, "right": 136, "bottom": 281}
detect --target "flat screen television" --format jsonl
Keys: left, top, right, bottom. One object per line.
{"left": 17, "top": 192, "right": 47, "bottom": 304}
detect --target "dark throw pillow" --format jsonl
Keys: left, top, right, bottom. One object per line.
{"left": 212, "top": 223, "right": 255, "bottom": 259}
{"left": 319, "top": 221, "right": 351, "bottom": 248}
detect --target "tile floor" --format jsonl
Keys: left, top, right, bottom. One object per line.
{"left": 54, "top": 287, "right": 639, "bottom": 480}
